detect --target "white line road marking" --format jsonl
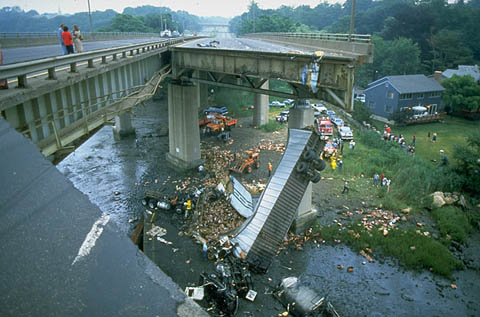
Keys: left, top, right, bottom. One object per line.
{"left": 72, "top": 213, "right": 110, "bottom": 265}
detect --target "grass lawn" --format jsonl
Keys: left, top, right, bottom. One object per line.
{"left": 373, "top": 116, "right": 478, "bottom": 163}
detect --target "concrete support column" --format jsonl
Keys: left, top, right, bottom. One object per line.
{"left": 166, "top": 82, "right": 203, "bottom": 170}
{"left": 113, "top": 112, "right": 135, "bottom": 140}
{"left": 288, "top": 101, "right": 317, "bottom": 234}
{"left": 345, "top": 66, "right": 355, "bottom": 112}
{"left": 253, "top": 80, "right": 269, "bottom": 127}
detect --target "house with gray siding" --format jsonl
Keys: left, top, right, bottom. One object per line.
{"left": 364, "top": 75, "right": 445, "bottom": 121}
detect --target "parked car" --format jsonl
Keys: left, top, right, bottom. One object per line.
{"left": 276, "top": 110, "right": 290, "bottom": 123}
{"left": 269, "top": 100, "right": 286, "bottom": 107}
{"left": 204, "top": 106, "right": 228, "bottom": 115}
{"left": 355, "top": 94, "right": 366, "bottom": 103}
{"left": 284, "top": 99, "right": 295, "bottom": 105}
{"left": 326, "top": 110, "right": 336, "bottom": 117}
{"left": 313, "top": 104, "right": 328, "bottom": 114}
{"left": 338, "top": 126, "right": 353, "bottom": 140}
{"left": 332, "top": 118, "right": 344, "bottom": 127}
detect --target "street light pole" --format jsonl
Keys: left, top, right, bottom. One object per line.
{"left": 348, "top": 0, "right": 356, "bottom": 41}
{"left": 87, "top": 0, "right": 93, "bottom": 33}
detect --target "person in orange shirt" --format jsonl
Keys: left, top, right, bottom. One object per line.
{"left": 62, "top": 26, "right": 74, "bottom": 54}
{"left": 268, "top": 161, "right": 273, "bottom": 177}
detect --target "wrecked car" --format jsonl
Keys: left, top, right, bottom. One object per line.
{"left": 274, "top": 277, "right": 340, "bottom": 317}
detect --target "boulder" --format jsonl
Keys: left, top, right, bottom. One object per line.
{"left": 431, "top": 192, "right": 446, "bottom": 209}
{"left": 401, "top": 207, "right": 412, "bottom": 214}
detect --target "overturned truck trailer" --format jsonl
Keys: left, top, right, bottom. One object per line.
{"left": 232, "top": 128, "right": 325, "bottom": 272}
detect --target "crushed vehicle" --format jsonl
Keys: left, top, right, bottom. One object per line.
{"left": 197, "top": 40, "right": 220, "bottom": 48}
{"left": 231, "top": 128, "right": 326, "bottom": 273}
{"left": 338, "top": 126, "right": 353, "bottom": 140}
{"left": 274, "top": 277, "right": 340, "bottom": 317}
{"left": 188, "top": 242, "right": 255, "bottom": 316}
{"left": 229, "top": 150, "right": 260, "bottom": 174}
{"left": 314, "top": 118, "right": 333, "bottom": 139}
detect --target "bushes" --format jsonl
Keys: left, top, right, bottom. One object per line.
{"left": 432, "top": 206, "right": 472, "bottom": 243}
{"left": 314, "top": 223, "right": 464, "bottom": 278}
{"left": 356, "top": 131, "right": 461, "bottom": 206}
{"left": 260, "top": 120, "right": 282, "bottom": 132}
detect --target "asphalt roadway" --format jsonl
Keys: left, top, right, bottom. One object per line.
{"left": 1, "top": 37, "right": 162, "bottom": 65}
{"left": 0, "top": 117, "right": 207, "bottom": 316}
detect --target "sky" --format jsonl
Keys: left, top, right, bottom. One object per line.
{"left": 0, "top": 0, "right": 342, "bottom": 17}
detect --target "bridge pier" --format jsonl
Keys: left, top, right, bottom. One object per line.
{"left": 166, "top": 82, "right": 203, "bottom": 170}
{"left": 288, "top": 100, "right": 317, "bottom": 234}
{"left": 113, "top": 112, "right": 135, "bottom": 140}
{"left": 253, "top": 80, "right": 269, "bottom": 127}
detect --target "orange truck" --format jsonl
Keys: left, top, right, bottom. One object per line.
{"left": 204, "top": 116, "right": 238, "bottom": 134}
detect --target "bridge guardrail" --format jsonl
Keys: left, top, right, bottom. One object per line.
{"left": 0, "top": 32, "right": 162, "bottom": 39}
{"left": 0, "top": 37, "right": 192, "bottom": 88}
{"left": 245, "top": 32, "right": 371, "bottom": 43}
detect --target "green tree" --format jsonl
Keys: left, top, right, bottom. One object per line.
{"left": 107, "top": 14, "right": 151, "bottom": 32}
{"left": 442, "top": 75, "right": 480, "bottom": 113}
{"left": 429, "top": 29, "right": 474, "bottom": 71}
{"left": 355, "top": 36, "right": 421, "bottom": 87}
{"left": 453, "top": 130, "right": 480, "bottom": 195}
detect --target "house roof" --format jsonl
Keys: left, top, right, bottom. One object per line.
{"left": 367, "top": 74, "right": 445, "bottom": 94}
{"left": 443, "top": 65, "right": 480, "bottom": 82}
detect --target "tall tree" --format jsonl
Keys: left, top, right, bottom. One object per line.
{"left": 442, "top": 75, "right": 480, "bottom": 113}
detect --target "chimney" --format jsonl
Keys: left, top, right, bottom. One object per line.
{"left": 433, "top": 71, "right": 442, "bottom": 84}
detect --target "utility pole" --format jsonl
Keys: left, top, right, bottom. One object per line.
{"left": 87, "top": 0, "right": 93, "bottom": 33}
{"left": 348, "top": 0, "right": 356, "bottom": 41}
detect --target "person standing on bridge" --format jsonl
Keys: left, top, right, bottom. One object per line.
{"left": 62, "top": 26, "right": 74, "bottom": 55}
{"left": 57, "top": 24, "right": 67, "bottom": 55}
{"left": 72, "top": 25, "right": 83, "bottom": 53}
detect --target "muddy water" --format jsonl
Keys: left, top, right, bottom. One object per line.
{"left": 58, "top": 98, "right": 480, "bottom": 316}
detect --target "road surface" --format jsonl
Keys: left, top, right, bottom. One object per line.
{"left": 1, "top": 37, "right": 163, "bottom": 65}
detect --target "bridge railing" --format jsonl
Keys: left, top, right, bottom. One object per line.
{"left": 245, "top": 32, "right": 371, "bottom": 43}
{"left": 0, "top": 32, "right": 162, "bottom": 39}
{"left": 0, "top": 38, "right": 187, "bottom": 88}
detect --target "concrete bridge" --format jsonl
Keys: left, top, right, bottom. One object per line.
{"left": 0, "top": 33, "right": 373, "bottom": 163}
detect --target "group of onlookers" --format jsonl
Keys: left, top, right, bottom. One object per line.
{"left": 57, "top": 24, "right": 83, "bottom": 55}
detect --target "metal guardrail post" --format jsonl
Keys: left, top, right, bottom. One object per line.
{"left": 112, "top": 53, "right": 117, "bottom": 61}
{"left": 48, "top": 67, "right": 56, "bottom": 80}
{"left": 18, "top": 74, "right": 27, "bottom": 87}
{"left": 122, "top": 52, "right": 127, "bottom": 58}
{"left": 101, "top": 56, "right": 107, "bottom": 64}
{"left": 70, "top": 62, "right": 77, "bottom": 73}
{"left": 88, "top": 59, "right": 94, "bottom": 68}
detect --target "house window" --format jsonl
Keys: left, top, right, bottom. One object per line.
{"left": 400, "top": 93, "right": 413, "bottom": 100}
{"left": 387, "top": 91, "right": 394, "bottom": 99}
{"left": 429, "top": 91, "right": 441, "bottom": 97}
{"left": 417, "top": 93, "right": 424, "bottom": 99}
{"left": 368, "top": 100, "right": 375, "bottom": 109}
{"left": 385, "top": 104, "right": 392, "bottom": 113}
